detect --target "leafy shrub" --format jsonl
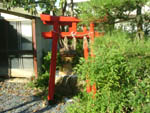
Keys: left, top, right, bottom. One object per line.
{"left": 67, "top": 31, "right": 150, "bottom": 113}
{"left": 41, "top": 52, "right": 64, "bottom": 72}
{"left": 41, "top": 52, "right": 51, "bottom": 73}
{"left": 34, "top": 72, "right": 49, "bottom": 90}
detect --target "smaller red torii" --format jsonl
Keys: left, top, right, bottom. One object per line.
{"left": 40, "top": 14, "right": 104, "bottom": 103}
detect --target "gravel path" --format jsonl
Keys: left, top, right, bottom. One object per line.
{"left": 0, "top": 79, "right": 72, "bottom": 113}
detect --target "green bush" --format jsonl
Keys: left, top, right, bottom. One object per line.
{"left": 34, "top": 72, "right": 49, "bottom": 90}
{"left": 67, "top": 31, "right": 150, "bottom": 113}
{"left": 41, "top": 52, "right": 52, "bottom": 73}
{"left": 41, "top": 52, "right": 64, "bottom": 72}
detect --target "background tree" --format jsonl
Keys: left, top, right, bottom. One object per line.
{"left": 1, "top": 0, "right": 75, "bottom": 16}
{"left": 79, "top": 0, "right": 150, "bottom": 38}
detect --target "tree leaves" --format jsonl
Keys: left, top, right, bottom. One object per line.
{"left": 79, "top": 0, "right": 150, "bottom": 28}
{"left": 70, "top": 31, "right": 150, "bottom": 113}
{"left": 2, "top": 0, "right": 57, "bottom": 15}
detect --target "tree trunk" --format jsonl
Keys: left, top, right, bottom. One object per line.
{"left": 70, "top": 0, "right": 74, "bottom": 16}
{"left": 62, "top": 0, "right": 67, "bottom": 16}
{"left": 136, "top": 3, "right": 144, "bottom": 40}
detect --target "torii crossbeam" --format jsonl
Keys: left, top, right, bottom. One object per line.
{"left": 40, "top": 14, "right": 104, "bottom": 103}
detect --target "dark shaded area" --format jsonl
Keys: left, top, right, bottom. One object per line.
{"left": 0, "top": 19, "right": 8, "bottom": 76}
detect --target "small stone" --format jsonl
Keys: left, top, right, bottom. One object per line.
{"left": 42, "top": 100, "right": 47, "bottom": 107}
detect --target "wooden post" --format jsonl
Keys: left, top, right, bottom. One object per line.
{"left": 72, "top": 22, "right": 77, "bottom": 32}
{"left": 32, "top": 19, "right": 38, "bottom": 78}
{"left": 89, "top": 22, "right": 96, "bottom": 97}
{"left": 90, "top": 22, "right": 95, "bottom": 57}
{"left": 48, "top": 21, "right": 59, "bottom": 102}
{"left": 83, "top": 26, "right": 89, "bottom": 60}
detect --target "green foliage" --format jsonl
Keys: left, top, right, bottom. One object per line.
{"left": 2, "top": 0, "right": 77, "bottom": 16}
{"left": 79, "top": 0, "right": 150, "bottom": 35}
{"left": 67, "top": 31, "right": 150, "bottom": 113}
{"left": 2, "top": 0, "right": 41, "bottom": 14}
{"left": 2, "top": 0, "right": 57, "bottom": 15}
{"left": 2, "top": 0, "right": 60, "bottom": 15}
{"left": 79, "top": 0, "right": 150, "bottom": 22}
{"left": 41, "top": 52, "right": 67, "bottom": 73}
{"left": 34, "top": 72, "right": 49, "bottom": 90}
{"left": 41, "top": 52, "right": 51, "bottom": 73}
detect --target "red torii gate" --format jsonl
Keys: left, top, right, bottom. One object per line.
{"left": 40, "top": 14, "right": 104, "bottom": 103}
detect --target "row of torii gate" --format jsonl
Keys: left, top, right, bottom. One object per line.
{"left": 40, "top": 14, "right": 106, "bottom": 103}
